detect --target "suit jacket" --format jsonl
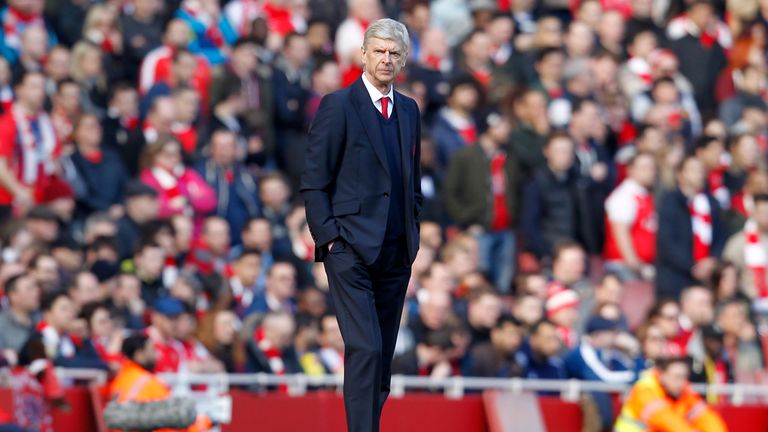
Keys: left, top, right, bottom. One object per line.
{"left": 655, "top": 189, "right": 725, "bottom": 299}
{"left": 300, "top": 77, "right": 423, "bottom": 265}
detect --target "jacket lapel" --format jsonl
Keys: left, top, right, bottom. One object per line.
{"left": 350, "top": 78, "right": 389, "bottom": 177}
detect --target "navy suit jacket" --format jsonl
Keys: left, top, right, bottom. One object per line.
{"left": 300, "top": 77, "right": 423, "bottom": 265}
{"left": 655, "top": 188, "right": 725, "bottom": 298}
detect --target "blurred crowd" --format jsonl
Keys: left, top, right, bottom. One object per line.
{"left": 2, "top": 0, "right": 768, "bottom": 428}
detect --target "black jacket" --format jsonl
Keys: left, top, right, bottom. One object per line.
{"left": 655, "top": 189, "right": 725, "bottom": 299}
{"left": 300, "top": 78, "right": 423, "bottom": 265}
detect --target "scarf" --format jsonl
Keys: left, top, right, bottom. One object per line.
{"left": 151, "top": 166, "right": 187, "bottom": 210}
{"left": 689, "top": 193, "right": 712, "bottom": 263}
{"left": 12, "top": 105, "right": 56, "bottom": 185}
{"left": 254, "top": 326, "right": 284, "bottom": 375}
{"left": 182, "top": 0, "right": 226, "bottom": 48}
{"left": 2, "top": 7, "right": 44, "bottom": 54}
{"left": 172, "top": 122, "right": 197, "bottom": 154}
{"left": 744, "top": 219, "right": 768, "bottom": 298}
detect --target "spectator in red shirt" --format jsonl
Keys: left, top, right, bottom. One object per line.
{"left": 0, "top": 71, "right": 60, "bottom": 219}
{"left": 604, "top": 152, "right": 658, "bottom": 280}
{"left": 147, "top": 296, "right": 185, "bottom": 373}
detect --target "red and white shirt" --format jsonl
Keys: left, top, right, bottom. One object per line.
{"left": 604, "top": 179, "right": 657, "bottom": 263}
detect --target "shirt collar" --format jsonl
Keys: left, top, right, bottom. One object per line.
{"left": 361, "top": 72, "right": 394, "bottom": 105}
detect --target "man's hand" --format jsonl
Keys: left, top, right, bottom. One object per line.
{"left": 692, "top": 257, "right": 717, "bottom": 281}
{"left": 14, "top": 187, "right": 33, "bottom": 211}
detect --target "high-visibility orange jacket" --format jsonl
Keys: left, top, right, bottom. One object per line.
{"left": 109, "top": 360, "right": 211, "bottom": 432}
{"left": 614, "top": 369, "right": 728, "bottom": 432}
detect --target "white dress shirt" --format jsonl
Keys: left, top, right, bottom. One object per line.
{"left": 361, "top": 73, "right": 394, "bottom": 118}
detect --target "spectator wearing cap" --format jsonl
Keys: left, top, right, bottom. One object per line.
{"left": 545, "top": 280, "right": 581, "bottom": 350}
{"left": 196, "top": 129, "right": 261, "bottom": 244}
{"left": 430, "top": 75, "right": 481, "bottom": 170}
{"left": 0, "top": 274, "right": 40, "bottom": 359}
{"left": 465, "top": 315, "right": 525, "bottom": 378}
{"left": 147, "top": 296, "right": 186, "bottom": 373}
{"left": 63, "top": 113, "right": 128, "bottom": 222}
{"left": 564, "top": 315, "right": 636, "bottom": 430}
{"left": 444, "top": 110, "right": 519, "bottom": 293}
{"left": 656, "top": 156, "right": 726, "bottom": 300}
{"left": 521, "top": 133, "right": 581, "bottom": 260}
{"left": 689, "top": 323, "right": 732, "bottom": 403}
{"left": 116, "top": 181, "right": 159, "bottom": 260}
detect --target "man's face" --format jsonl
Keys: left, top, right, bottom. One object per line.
{"left": 545, "top": 137, "right": 575, "bottom": 172}
{"left": 56, "top": 84, "right": 81, "bottom": 115}
{"left": 18, "top": 74, "right": 46, "bottom": 112}
{"left": 33, "top": 256, "right": 59, "bottom": 292}
{"left": 678, "top": 158, "right": 706, "bottom": 193}
{"left": 137, "top": 246, "right": 165, "bottom": 279}
{"left": 531, "top": 323, "right": 561, "bottom": 358}
{"left": 74, "top": 115, "right": 102, "bottom": 148}
{"left": 137, "top": 340, "right": 158, "bottom": 371}
{"left": 128, "top": 195, "right": 159, "bottom": 222}
{"left": 10, "top": 276, "right": 40, "bottom": 313}
{"left": 492, "top": 322, "right": 522, "bottom": 354}
{"left": 659, "top": 363, "right": 689, "bottom": 398}
{"left": 211, "top": 133, "right": 238, "bottom": 167}
{"left": 450, "top": 84, "right": 479, "bottom": 112}
{"left": 267, "top": 264, "right": 296, "bottom": 301}
{"left": 204, "top": 219, "right": 231, "bottom": 256}
{"left": 630, "top": 155, "right": 657, "bottom": 188}
{"left": 682, "top": 288, "right": 713, "bottom": 326}
{"left": 235, "top": 254, "right": 261, "bottom": 287}
{"left": 361, "top": 37, "right": 406, "bottom": 90}
{"left": 46, "top": 296, "right": 75, "bottom": 333}
{"left": 71, "top": 272, "right": 102, "bottom": 306}
{"left": 754, "top": 202, "right": 768, "bottom": 232}
{"left": 553, "top": 247, "right": 586, "bottom": 285}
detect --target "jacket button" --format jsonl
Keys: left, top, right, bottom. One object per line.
{"left": 383, "top": 193, "right": 389, "bottom": 197}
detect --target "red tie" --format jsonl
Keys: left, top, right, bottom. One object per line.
{"left": 381, "top": 96, "right": 389, "bottom": 120}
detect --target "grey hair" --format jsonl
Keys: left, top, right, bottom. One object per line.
{"left": 363, "top": 18, "right": 410, "bottom": 53}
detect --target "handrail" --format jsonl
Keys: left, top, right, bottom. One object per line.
{"left": 152, "top": 372, "right": 768, "bottom": 406}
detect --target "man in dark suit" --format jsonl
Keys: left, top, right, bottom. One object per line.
{"left": 300, "top": 18, "right": 422, "bottom": 432}
{"left": 656, "top": 155, "right": 725, "bottom": 300}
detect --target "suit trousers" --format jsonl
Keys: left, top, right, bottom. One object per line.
{"left": 324, "top": 235, "right": 411, "bottom": 432}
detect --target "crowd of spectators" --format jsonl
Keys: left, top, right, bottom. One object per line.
{"left": 2, "top": 0, "right": 768, "bottom": 427}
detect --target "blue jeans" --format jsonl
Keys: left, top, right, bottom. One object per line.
{"left": 475, "top": 229, "right": 516, "bottom": 294}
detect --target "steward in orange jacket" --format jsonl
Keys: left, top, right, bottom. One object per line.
{"left": 109, "top": 334, "right": 211, "bottom": 432}
{"left": 614, "top": 357, "right": 727, "bottom": 432}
